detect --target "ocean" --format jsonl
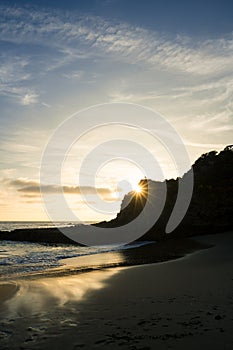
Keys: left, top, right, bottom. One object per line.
{"left": 0, "top": 221, "right": 152, "bottom": 280}
{"left": 0, "top": 221, "right": 91, "bottom": 232}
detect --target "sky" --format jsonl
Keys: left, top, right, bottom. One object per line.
{"left": 0, "top": 0, "right": 232, "bottom": 222}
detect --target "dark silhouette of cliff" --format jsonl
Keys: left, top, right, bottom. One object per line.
{"left": 95, "top": 178, "right": 149, "bottom": 228}
{"left": 174, "top": 145, "right": 233, "bottom": 237}
{"left": 97, "top": 145, "right": 233, "bottom": 241}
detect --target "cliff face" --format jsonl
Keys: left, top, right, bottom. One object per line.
{"left": 99, "top": 145, "right": 233, "bottom": 240}
{"left": 177, "top": 145, "right": 233, "bottom": 235}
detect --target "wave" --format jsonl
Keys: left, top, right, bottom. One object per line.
{"left": 0, "top": 240, "right": 154, "bottom": 279}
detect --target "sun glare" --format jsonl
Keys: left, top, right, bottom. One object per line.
{"left": 134, "top": 184, "right": 142, "bottom": 194}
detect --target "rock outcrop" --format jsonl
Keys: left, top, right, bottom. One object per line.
{"left": 97, "top": 145, "right": 233, "bottom": 241}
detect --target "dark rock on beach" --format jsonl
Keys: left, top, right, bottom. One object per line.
{"left": 0, "top": 227, "right": 79, "bottom": 245}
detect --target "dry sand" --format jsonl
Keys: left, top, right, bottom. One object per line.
{"left": 0, "top": 232, "right": 233, "bottom": 349}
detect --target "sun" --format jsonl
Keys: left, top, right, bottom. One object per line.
{"left": 133, "top": 184, "right": 142, "bottom": 194}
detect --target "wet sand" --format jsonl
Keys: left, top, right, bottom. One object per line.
{"left": 0, "top": 283, "right": 19, "bottom": 304}
{"left": 0, "top": 232, "right": 232, "bottom": 349}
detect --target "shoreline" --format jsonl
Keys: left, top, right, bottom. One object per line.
{"left": 0, "top": 235, "right": 210, "bottom": 282}
{"left": 0, "top": 232, "right": 232, "bottom": 349}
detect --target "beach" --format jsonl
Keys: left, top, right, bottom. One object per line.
{"left": 0, "top": 232, "right": 232, "bottom": 349}
{"left": 1, "top": 1, "right": 233, "bottom": 349}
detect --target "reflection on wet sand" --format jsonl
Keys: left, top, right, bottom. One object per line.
{"left": 0, "top": 282, "right": 19, "bottom": 303}
{"left": 62, "top": 250, "right": 126, "bottom": 270}
{"left": 2, "top": 268, "right": 121, "bottom": 318}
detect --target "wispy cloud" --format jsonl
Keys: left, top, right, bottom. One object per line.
{"left": 1, "top": 4, "right": 233, "bottom": 78}
{"left": 0, "top": 3, "right": 232, "bottom": 117}
{"left": 0, "top": 140, "right": 40, "bottom": 154}
{"left": 1, "top": 177, "right": 114, "bottom": 197}
{"left": 62, "top": 70, "right": 84, "bottom": 80}
{"left": 21, "top": 92, "right": 39, "bottom": 105}
{"left": 0, "top": 54, "right": 37, "bottom": 103}
{"left": 183, "top": 139, "right": 227, "bottom": 149}
{"left": 0, "top": 55, "right": 30, "bottom": 84}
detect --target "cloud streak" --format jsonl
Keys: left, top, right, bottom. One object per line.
{"left": 2, "top": 177, "right": 113, "bottom": 197}
{"left": 0, "top": 4, "right": 233, "bottom": 79}
{"left": 0, "top": 2, "right": 232, "bottom": 126}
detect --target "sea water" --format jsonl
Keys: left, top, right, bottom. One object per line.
{"left": 0, "top": 221, "right": 152, "bottom": 279}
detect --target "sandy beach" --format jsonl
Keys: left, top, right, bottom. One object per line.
{"left": 1, "top": 0, "right": 233, "bottom": 349}
{"left": 0, "top": 232, "right": 232, "bottom": 350}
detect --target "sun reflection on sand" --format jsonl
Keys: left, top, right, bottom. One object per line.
{"left": 3, "top": 268, "right": 120, "bottom": 317}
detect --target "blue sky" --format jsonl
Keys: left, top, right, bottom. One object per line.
{"left": 4, "top": 0, "right": 233, "bottom": 36}
{"left": 0, "top": 0, "right": 232, "bottom": 221}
